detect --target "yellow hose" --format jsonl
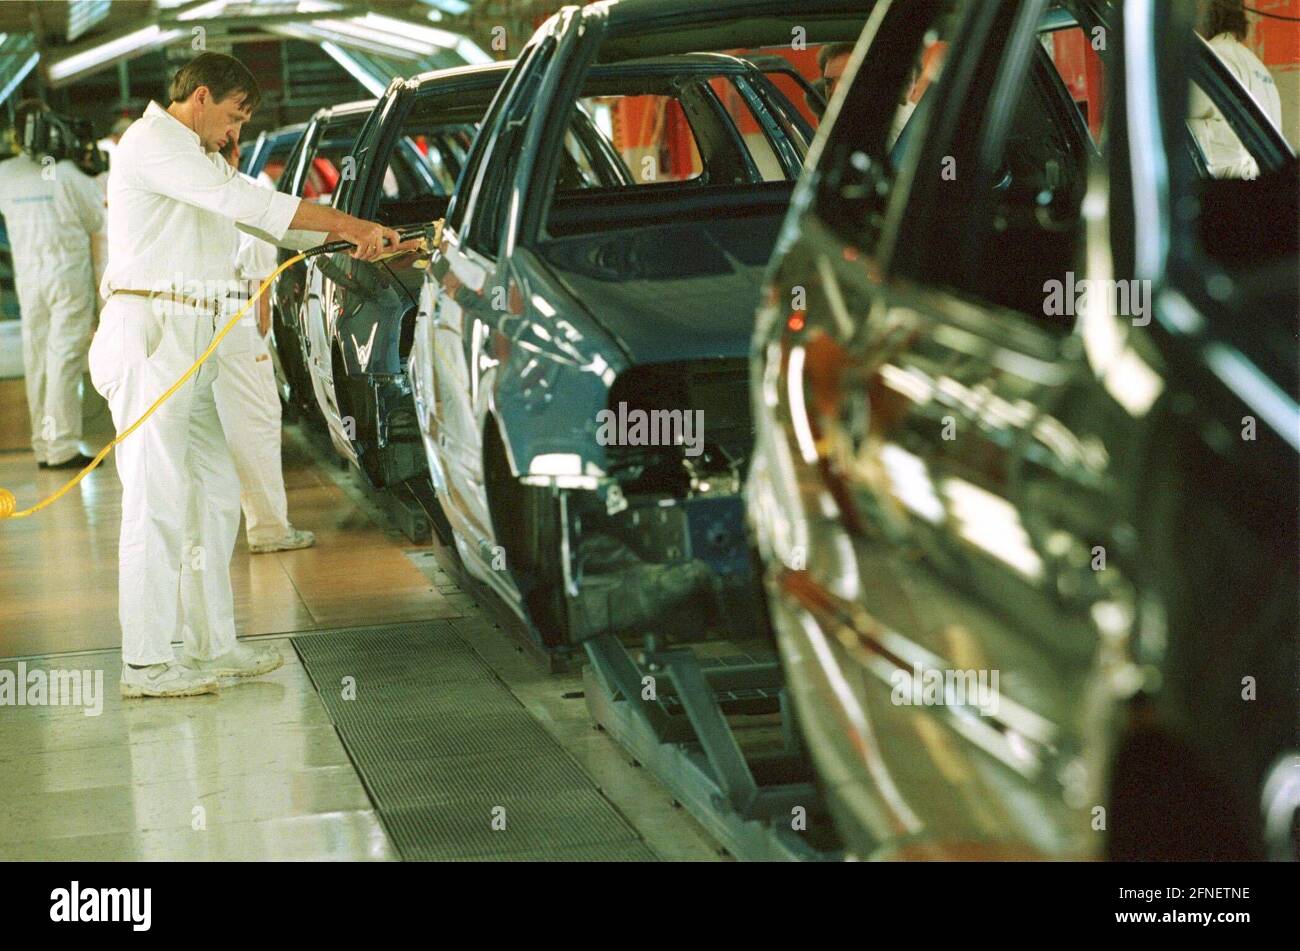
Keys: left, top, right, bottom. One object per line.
{"left": 0, "top": 251, "right": 307, "bottom": 520}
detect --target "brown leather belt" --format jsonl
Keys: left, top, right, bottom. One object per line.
{"left": 109, "top": 288, "right": 222, "bottom": 314}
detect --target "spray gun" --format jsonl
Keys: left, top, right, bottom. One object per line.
{"left": 311, "top": 219, "right": 442, "bottom": 261}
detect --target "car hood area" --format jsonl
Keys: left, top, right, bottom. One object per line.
{"left": 536, "top": 214, "right": 785, "bottom": 365}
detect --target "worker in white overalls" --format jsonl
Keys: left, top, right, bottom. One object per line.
{"left": 1191, "top": 0, "right": 1286, "bottom": 179}
{"left": 0, "top": 99, "right": 104, "bottom": 470}
{"left": 90, "top": 53, "right": 415, "bottom": 698}
{"left": 214, "top": 137, "right": 316, "bottom": 555}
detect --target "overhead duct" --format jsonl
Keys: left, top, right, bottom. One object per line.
{"left": 47, "top": 23, "right": 185, "bottom": 85}
{"left": 43, "top": 0, "right": 489, "bottom": 88}
{"left": 270, "top": 11, "right": 490, "bottom": 94}
{"left": 67, "top": 0, "right": 113, "bottom": 43}
{"left": 0, "top": 33, "right": 40, "bottom": 110}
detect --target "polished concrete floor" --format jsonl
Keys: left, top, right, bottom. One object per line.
{"left": 1, "top": 641, "right": 393, "bottom": 860}
{"left": 0, "top": 404, "right": 469, "bottom": 659}
{"left": 0, "top": 410, "right": 721, "bottom": 861}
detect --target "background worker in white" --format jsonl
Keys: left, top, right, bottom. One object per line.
{"left": 214, "top": 138, "right": 315, "bottom": 555}
{"left": 91, "top": 52, "right": 415, "bottom": 698}
{"left": 1191, "top": 0, "right": 1286, "bottom": 179}
{"left": 0, "top": 99, "right": 104, "bottom": 470}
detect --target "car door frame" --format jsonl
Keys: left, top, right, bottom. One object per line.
{"left": 267, "top": 119, "right": 320, "bottom": 410}
{"left": 1189, "top": 33, "right": 1295, "bottom": 173}
{"left": 428, "top": 20, "right": 576, "bottom": 579}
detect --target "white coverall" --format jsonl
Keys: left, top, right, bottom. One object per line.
{"left": 0, "top": 153, "right": 104, "bottom": 464}
{"left": 1190, "top": 32, "right": 1286, "bottom": 179}
{"left": 213, "top": 209, "right": 293, "bottom": 547}
{"left": 89, "top": 101, "right": 323, "bottom": 665}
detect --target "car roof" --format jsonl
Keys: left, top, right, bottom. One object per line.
{"left": 596, "top": 0, "right": 871, "bottom": 25}
{"left": 592, "top": 51, "right": 760, "bottom": 74}
{"left": 408, "top": 60, "right": 515, "bottom": 91}
{"left": 266, "top": 122, "right": 307, "bottom": 142}
{"left": 325, "top": 98, "right": 377, "bottom": 116}
{"left": 321, "top": 98, "right": 378, "bottom": 120}
{"left": 590, "top": 0, "right": 874, "bottom": 58}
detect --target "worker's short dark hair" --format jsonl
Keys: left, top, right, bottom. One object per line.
{"left": 169, "top": 52, "right": 261, "bottom": 113}
{"left": 817, "top": 42, "right": 856, "bottom": 74}
{"left": 1205, "top": 0, "right": 1249, "bottom": 40}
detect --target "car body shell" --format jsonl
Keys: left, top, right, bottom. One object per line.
{"left": 239, "top": 123, "right": 306, "bottom": 182}
{"left": 410, "top": 3, "right": 869, "bottom": 646}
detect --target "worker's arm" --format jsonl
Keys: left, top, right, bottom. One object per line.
{"left": 236, "top": 202, "right": 420, "bottom": 258}
{"left": 1190, "top": 38, "right": 1251, "bottom": 131}
{"left": 1188, "top": 82, "right": 1217, "bottom": 123}
{"left": 283, "top": 200, "right": 421, "bottom": 259}
{"left": 236, "top": 222, "right": 329, "bottom": 251}
{"left": 54, "top": 164, "right": 108, "bottom": 310}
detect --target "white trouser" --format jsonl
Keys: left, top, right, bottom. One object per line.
{"left": 87, "top": 296, "right": 241, "bottom": 665}
{"left": 213, "top": 315, "right": 290, "bottom": 545}
{"left": 13, "top": 253, "right": 95, "bottom": 465}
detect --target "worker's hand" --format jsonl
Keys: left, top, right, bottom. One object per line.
{"left": 383, "top": 234, "right": 426, "bottom": 259}
{"left": 336, "top": 218, "right": 419, "bottom": 261}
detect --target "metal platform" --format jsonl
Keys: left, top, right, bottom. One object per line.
{"left": 583, "top": 634, "right": 843, "bottom": 862}
{"left": 294, "top": 620, "right": 654, "bottom": 861}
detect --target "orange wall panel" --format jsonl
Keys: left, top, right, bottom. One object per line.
{"left": 1250, "top": 0, "right": 1300, "bottom": 65}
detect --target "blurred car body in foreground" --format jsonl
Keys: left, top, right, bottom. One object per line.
{"left": 748, "top": 0, "right": 1297, "bottom": 860}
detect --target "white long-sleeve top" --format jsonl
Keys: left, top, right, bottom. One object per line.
{"left": 0, "top": 153, "right": 104, "bottom": 266}
{"left": 101, "top": 101, "right": 325, "bottom": 301}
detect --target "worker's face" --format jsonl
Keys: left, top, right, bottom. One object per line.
{"left": 823, "top": 52, "right": 852, "bottom": 101}
{"left": 191, "top": 86, "right": 253, "bottom": 154}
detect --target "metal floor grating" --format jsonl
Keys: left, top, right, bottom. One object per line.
{"left": 293, "top": 621, "right": 656, "bottom": 861}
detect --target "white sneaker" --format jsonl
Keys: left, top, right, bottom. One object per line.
{"left": 120, "top": 662, "right": 219, "bottom": 699}
{"left": 249, "top": 527, "right": 316, "bottom": 554}
{"left": 181, "top": 642, "right": 284, "bottom": 679}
